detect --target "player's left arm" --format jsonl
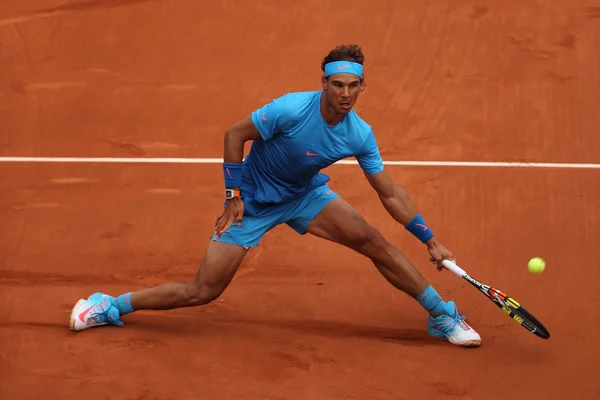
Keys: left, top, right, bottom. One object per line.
{"left": 356, "top": 132, "right": 454, "bottom": 269}
{"left": 364, "top": 169, "right": 454, "bottom": 269}
{"left": 363, "top": 169, "right": 419, "bottom": 227}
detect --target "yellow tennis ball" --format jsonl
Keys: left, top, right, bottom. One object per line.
{"left": 528, "top": 257, "right": 546, "bottom": 274}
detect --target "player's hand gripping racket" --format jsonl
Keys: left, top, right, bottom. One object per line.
{"left": 442, "top": 259, "right": 550, "bottom": 340}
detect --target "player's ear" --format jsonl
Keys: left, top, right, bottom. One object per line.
{"left": 321, "top": 76, "right": 328, "bottom": 90}
{"left": 360, "top": 76, "right": 366, "bottom": 91}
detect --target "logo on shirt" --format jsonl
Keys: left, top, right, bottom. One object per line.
{"left": 261, "top": 112, "right": 268, "bottom": 120}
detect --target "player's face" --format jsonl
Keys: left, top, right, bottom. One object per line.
{"left": 322, "top": 74, "right": 365, "bottom": 114}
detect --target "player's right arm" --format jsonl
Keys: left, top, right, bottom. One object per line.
{"left": 223, "top": 115, "right": 262, "bottom": 164}
{"left": 216, "top": 94, "right": 294, "bottom": 236}
{"left": 214, "top": 116, "right": 260, "bottom": 237}
{"left": 224, "top": 93, "right": 294, "bottom": 163}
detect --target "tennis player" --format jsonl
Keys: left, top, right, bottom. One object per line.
{"left": 69, "top": 44, "right": 481, "bottom": 347}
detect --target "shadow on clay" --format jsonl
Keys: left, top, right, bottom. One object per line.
{"left": 120, "top": 314, "right": 447, "bottom": 347}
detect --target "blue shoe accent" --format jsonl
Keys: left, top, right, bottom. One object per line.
{"left": 426, "top": 301, "right": 480, "bottom": 347}
{"left": 427, "top": 301, "right": 459, "bottom": 339}
{"left": 86, "top": 292, "right": 124, "bottom": 327}
{"left": 88, "top": 292, "right": 114, "bottom": 303}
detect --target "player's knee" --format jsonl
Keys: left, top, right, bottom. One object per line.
{"left": 352, "top": 225, "right": 388, "bottom": 256}
{"left": 184, "top": 281, "right": 224, "bottom": 306}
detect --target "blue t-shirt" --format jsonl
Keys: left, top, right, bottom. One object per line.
{"left": 241, "top": 90, "right": 383, "bottom": 208}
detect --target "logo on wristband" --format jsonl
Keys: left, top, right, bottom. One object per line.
{"left": 416, "top": 223, "right": 429, "bottom": 231}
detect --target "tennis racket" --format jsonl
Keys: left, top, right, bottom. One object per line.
{"left": 442, "top": 259, "right": 550, "bottom": 340}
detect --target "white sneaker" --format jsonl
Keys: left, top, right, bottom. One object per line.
{"left": 69, "top": 293, "right": 123, "bottom": 332}
{"left": 427, "top": 301, "right": 481, "bottom": 347}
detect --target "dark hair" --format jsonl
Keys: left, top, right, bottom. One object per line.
{"left": 320, "top": 44, "right": 365, "bottom": 73}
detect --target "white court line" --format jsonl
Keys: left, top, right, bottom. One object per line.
{"left": 0, "top": 157, "right": 599, "bottom": 169}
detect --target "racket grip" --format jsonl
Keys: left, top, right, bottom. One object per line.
{"left": 442, "top": 259, "right": 468, "bottom": 277}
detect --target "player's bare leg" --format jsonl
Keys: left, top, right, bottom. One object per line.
{"left": 130, "top": 241, "right": 248, "bottom": 310}
{"left": 305, "top": 198, "right": 481, "bottom": 346}
{"left": 305, "top": 198, "right": 429, "bottom": 298}
{"left": 70, "top": 241, "right": 248, "bottom": 331}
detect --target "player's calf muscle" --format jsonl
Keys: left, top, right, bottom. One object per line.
{"left": 131, "top": 273, "right": 232, "bottom": 310}
{"left": 131, "top": 242, "right": 246, "bottom": 310}
{"left": 353, "top": 229, "right": 428, "bottom": 297}
{"left": 183, "top": 280, "right": 224, "bottom": 306}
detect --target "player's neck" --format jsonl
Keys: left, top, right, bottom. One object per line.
{"left": 319, "top": 93, "right": 345, "bottom": 126}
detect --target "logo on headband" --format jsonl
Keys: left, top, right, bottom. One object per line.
{"left": 324, "top": 61, "right": 364, "bottom": 78}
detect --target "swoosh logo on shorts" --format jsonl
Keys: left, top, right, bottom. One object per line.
{"left": 306, "top": 151, "right": 319, "bottom": 156}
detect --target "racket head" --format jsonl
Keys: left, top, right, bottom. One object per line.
{"left": 442, "top": 260, "right": 550, "bottom": 340}
{"left": 491, "top": 290, "right": 551, "bottom": 339}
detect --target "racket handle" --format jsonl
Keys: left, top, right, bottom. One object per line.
{"left": 442, "top": 259, "right": 468, "bottom": 278}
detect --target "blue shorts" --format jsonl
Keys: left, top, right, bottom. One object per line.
{"left": 212, "top": 184, "right": 339, "bottom": 248}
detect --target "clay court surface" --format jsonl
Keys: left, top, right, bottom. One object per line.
{"left": 1, "top": 1, "right": 600, "bottom": 399}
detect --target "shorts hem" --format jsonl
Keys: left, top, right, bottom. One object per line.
{"left": 211, "top": 234, "right": 255, "bottom": 249}
{"left": 288, "top": 189, "right": 340, "bottom": 235}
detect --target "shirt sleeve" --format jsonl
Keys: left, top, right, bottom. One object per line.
{"left": 356, "top": 130, "right": 384, "bottom": 174}
{"left": 251, "top": 94, "right": 296, "bottom": 141}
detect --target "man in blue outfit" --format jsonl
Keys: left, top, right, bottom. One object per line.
{"left": 70, "top": 44, "right": 481, "bottom": 347}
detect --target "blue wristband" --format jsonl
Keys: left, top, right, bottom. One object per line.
{"left": 405, "top": 214, "right": 434, "bottom": 243}
{"left": 223, "top": 162, "right": 242, "bottom": 188}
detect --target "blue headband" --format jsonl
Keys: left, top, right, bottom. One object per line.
{"left": 324, "top": 61, "right": 364, "bottom": 78}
